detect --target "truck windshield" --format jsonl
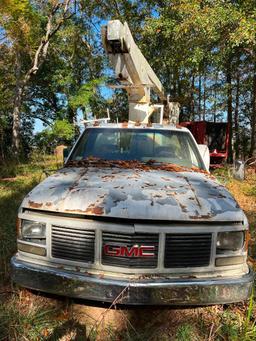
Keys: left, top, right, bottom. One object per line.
{"left": 70, "top": 128, "right": 204, "bottom": 169}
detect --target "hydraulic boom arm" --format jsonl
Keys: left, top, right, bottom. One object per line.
{"left": 101, "top": 20, "right": 179, "bottom": 123}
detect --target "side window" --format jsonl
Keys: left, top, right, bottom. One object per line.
{"left": 71, "top": 131, "right": 89, "bottom": 160}
{"left": 187, "top": 142, "right": 200, "bottom": 168}
{"left": 157, "top": 133, "right": 182, "bottom": 159}
{"left": 169, "top": 135, "right": 182, "bottom": 158}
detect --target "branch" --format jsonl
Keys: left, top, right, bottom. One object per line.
{"left": 51, "top": 2, "right": 62, "bottom": 15}
{"left": 30, "top": 114, "right": 52, "bottom": 126}
{"left": 112, "top": 0, "right": 122, "bottom": 17}
{"left": 81, "top": 37, "right": 93, "bottom": 52}
{"left": 243, "top": 47, "right": 254, "bottom": 57}
{"left": 22, "top": 0, "right": 73, "bottom": 87}
{"left": 88, "top": 283, "right": 130, "bottom": 338}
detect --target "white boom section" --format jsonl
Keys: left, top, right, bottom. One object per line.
{"left": 102, "top": 20, "right": 179, "bottom": 123}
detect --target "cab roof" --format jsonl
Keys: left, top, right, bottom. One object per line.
{"left": 84, "top": 122, "right": 189, "bottom": 132}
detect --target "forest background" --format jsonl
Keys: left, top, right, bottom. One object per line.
{"left": 0, "top": 0, "right": 256, "bottom": 162}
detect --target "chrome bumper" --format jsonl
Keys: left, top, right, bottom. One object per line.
{"left": 11, "top": 256, "right": 254, "bottom": 305}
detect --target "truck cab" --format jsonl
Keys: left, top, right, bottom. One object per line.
{"left": 11, "top": 123, "right": 253, "bottom": 305}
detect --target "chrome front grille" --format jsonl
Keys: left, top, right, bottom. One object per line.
{"left": 164, "top": 233, "right": 212, "bottom": 268}
{"left": 51, "top": 225, "right": 95, "bottom": 263}
{"left": 102, "top": 232, "right": 159, "bottom": 268}
{"left": 49, "top": 224, "right": 213, "bottom": 271}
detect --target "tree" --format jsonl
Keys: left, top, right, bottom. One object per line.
{"left": 34, "top": 119, "right": 75, "bottom": 153}
{"left": 1, "top": 0, "right": 255, "bottom": 161}
{"left": 143, "top": 0, "right": 256, "bottom": 160}
{"left": 0, "top": 0, "right": 74, "bottom": 155}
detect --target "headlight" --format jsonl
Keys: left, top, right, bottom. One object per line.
{"left": 216, "top": 231, "right": 244, "bottom": 253}
{"left": 20, "top": 220, "right": 46, "bottom": 244}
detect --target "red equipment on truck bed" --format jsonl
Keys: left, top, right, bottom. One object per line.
{"left": 180, "top": 121, "right": 229, "bottom": 168}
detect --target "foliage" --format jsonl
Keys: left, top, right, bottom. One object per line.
{"left": 69, "top": 78, "right": 104, "bottom": 113}
{"left": 34, "top": 119, "right": 75, "bottom": 152}
{"left": 0, "top": 0, "right": 256, "bottom": 160}
{"left": 51, "top": 119, "right": 75, "bottom": 141}
{"left": 0, "top": 0, "right": 42, "bottom": 47}
{"left": 142, "top": 0, "right": 256, "bottom": 157}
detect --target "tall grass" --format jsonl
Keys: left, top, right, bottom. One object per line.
{"left": 0, "top": 154, "right": 61, "bottom": 283}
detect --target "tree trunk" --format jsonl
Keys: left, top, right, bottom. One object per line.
{"left": 12, "top": 53, "right": 23, "bottom": 155}
{"left": 177, "top": 72, "right": 184, "bottom": 121}
{"left": 190, "top": 75, "right": 195, "bottom": 121}
{"left": 213, "top": 72, "right": 218, "bottom": 123}
{"left": 173, "top": 67, "right": 177, "bottom": 97}
{"left": 67, "top": 106, "right": 76, "bottom": 124}
{"left": 234, "top": 72, "right": 240, "bottom": 159}
{"left": 12, "top": 86, "right": 24, "bottom": 155}
{"left": 203, "top": 75, "right": 206, "bottom": 121}
{"left": 0, "top": 124, "right": 4, "bottom": 163}
{"left": 198, "top": 74, "right": 202, "bottom": 121}
{"left": 249, "top": 59, "right": 256, "bottom": 157}
{"left": 226, "top": 59, "right": 233, "bottom": 163}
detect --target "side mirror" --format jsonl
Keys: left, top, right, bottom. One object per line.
{"left": 63, "top": 148, "right": 70, "bottom": 163}
{"left": 233, "top": 160, "right": 245, "bottom": 181}
{"left": 198, "top": 144, "right": 210, "bottom": 171}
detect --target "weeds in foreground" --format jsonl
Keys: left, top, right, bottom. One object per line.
{"left": 197, "top": 299, "right": 256, "bottom": 341}
{"left": 0, "top": 293, "right": 59, "bottom": 340}
{"left": 241, "top": 291, "right": 256, "bottom": 341}
{"left": 0, "top": 154, "right": 61, "bottom": 283}
{"left": 1, "top": 294, "right": 256, "bottom": 341}
{"left": 175, "top": 323, "right": 197, "bottom": 341}
{"left": 0, "top": 291, "right": 90, "bottom": 341}
{"left": 0, "top": 176, "right": 41, "bottom": 283}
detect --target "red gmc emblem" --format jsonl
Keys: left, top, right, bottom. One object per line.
{"left": 103, "top": 245, "right": 155, "bottom": 257}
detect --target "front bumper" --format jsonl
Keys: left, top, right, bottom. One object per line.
{"left": 11, "top": 256, "right": 254, "bottom": 305}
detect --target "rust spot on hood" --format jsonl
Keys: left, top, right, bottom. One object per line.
{"left": 85, "top": 205, "right": 104, "bottom": 215}
{"left": 28, "top": 200, "right": 43, "bottom": 208}
{"left": 179, "top": 203, "right": 188, "bottom": 212}
{"left": 189, "top": 213, "right": 213, "bottom": 220}
{"left": 101, "top": 174, "right": 115, "bottom": 179}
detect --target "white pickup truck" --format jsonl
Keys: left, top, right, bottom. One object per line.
{"left": 11, "top": 123, "right": 253, "bottom": 305}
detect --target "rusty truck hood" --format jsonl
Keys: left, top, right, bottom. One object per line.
{"left": 22, "top": 166, "right": 243, "bottom": 222}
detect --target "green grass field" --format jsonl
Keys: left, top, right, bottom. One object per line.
{"left": 0, "top": 159, "right": 255, "bottom": 341}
